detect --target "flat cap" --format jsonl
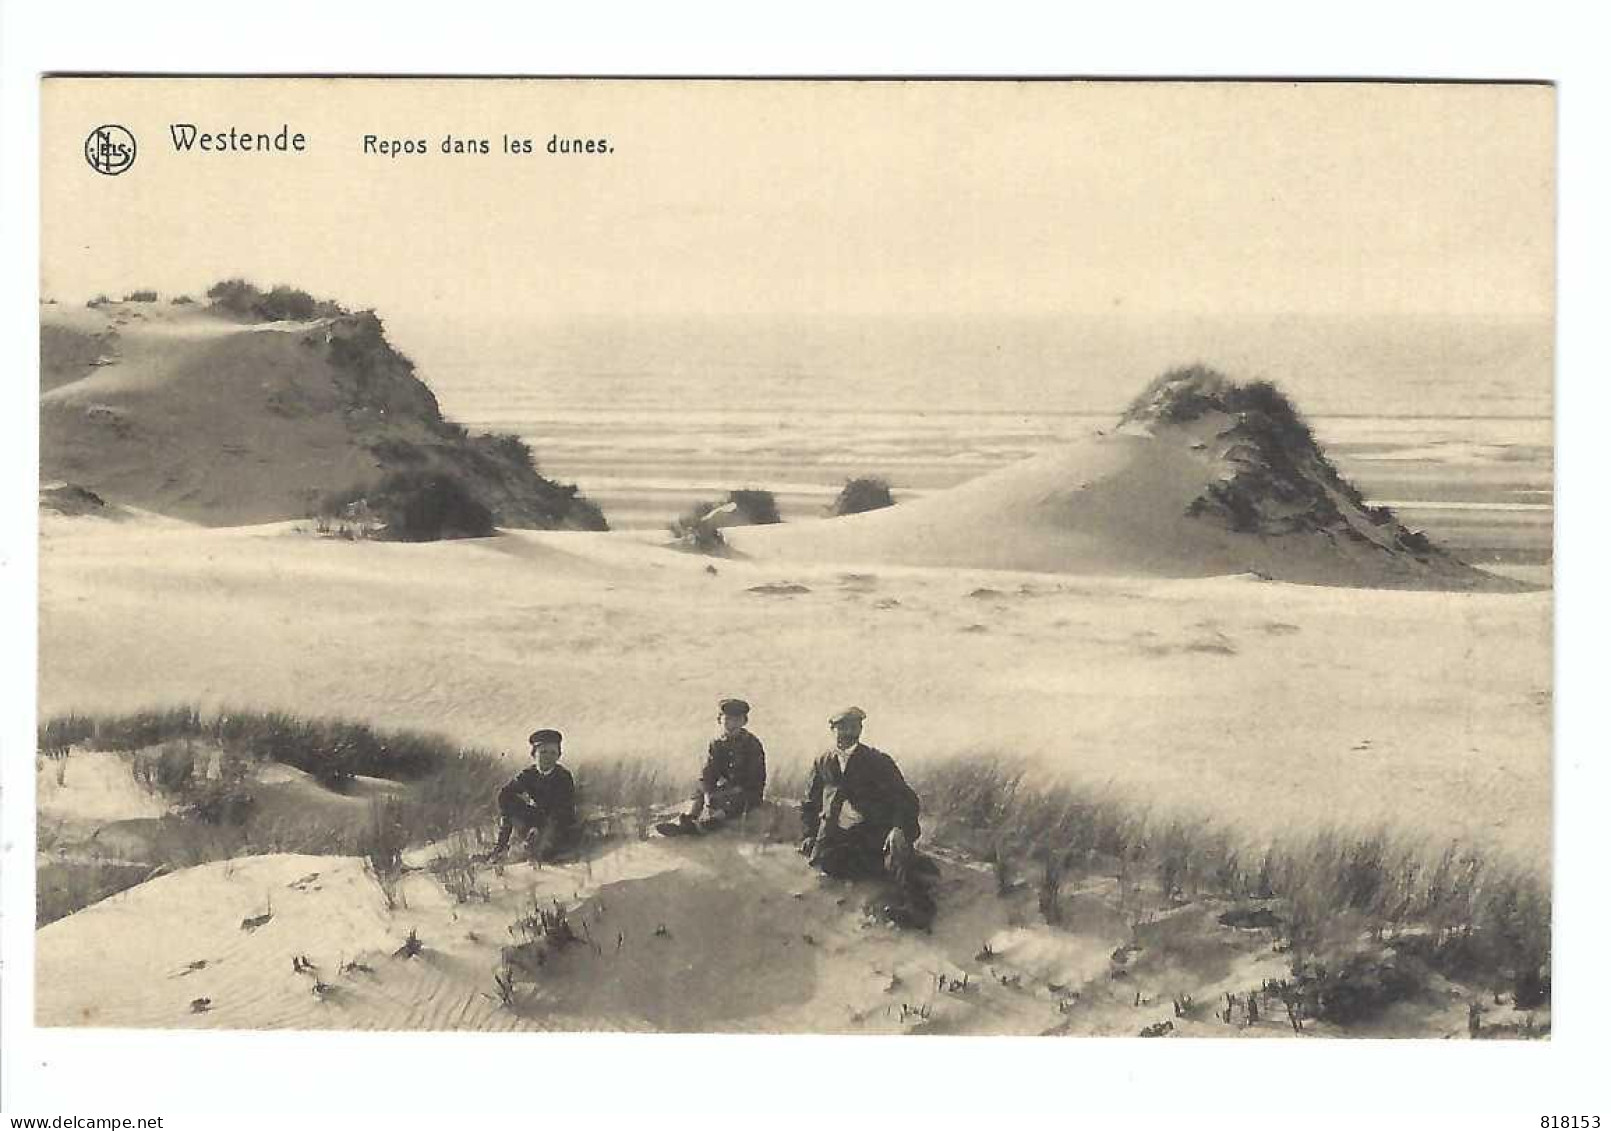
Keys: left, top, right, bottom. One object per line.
{"left": 719, "top": 698, "right": 751, "bottom": 717}
{"left": 828, "top": 707, "right": 867, "bottom": 726}
{"left": 528, "top": 728, "right": 563, "bottom": 745}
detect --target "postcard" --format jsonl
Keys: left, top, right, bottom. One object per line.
{"left": 35, "top": 77, "right": 1553, "bottom": 1043}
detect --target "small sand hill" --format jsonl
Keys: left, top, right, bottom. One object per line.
{"left": 37, "top": 751, "right": 169, "bottom": 837}
{"left": 39, "top": 294, "right": 603, "bottom": 530}
{"left": 733, "top": 367, "right": 1508, "bottom": 590}
{"left": 34, "top": 826, "right": 1498, "bottom": 1037}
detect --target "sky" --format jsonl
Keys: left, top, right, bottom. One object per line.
{"left": 41, "top": 79, "right": 1555, "bottom": 325}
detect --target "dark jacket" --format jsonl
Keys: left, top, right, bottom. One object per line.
{"left": 700, "top": 729, "right": 767, "bottom": 799}
{"left": 800, "top": 743, "right": 920, "bottom": 844}
{"left": 498, "top": 764, "right": 578, "bottom": 832}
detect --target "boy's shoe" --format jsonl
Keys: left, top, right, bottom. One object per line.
{"left": 655, "top": 814, "right": 701, "bottom": 837}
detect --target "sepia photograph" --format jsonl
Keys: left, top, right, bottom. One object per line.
{"left": 28, "top": 77, "right": 1556, "bottom": 1046}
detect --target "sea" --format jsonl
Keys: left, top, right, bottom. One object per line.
{"left": 385, "top": 311, "right": 1554, "bottom": 566}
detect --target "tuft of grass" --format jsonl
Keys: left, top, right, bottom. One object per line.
{"left": 831, "top": 476, "right": 895, "bottom": 516}
{"left": 359, "top": 796, "right": 408, "bottom": 911}
{"left": 1037, "top": 849, "right": 1069, "bottom": 925}
{"left": 668, "top": 500, "right": 728, "bottom": 553}
{"left": 989, "top": 837, "right": 1017, "bottom": 896}
{"left": 429, "top": 834, "right": 489, "bottom": 904}
{"left": 38, "top": 713, "right": 94, "bottom": 756}
{"left": 725, "top": 488, "right": 782, "bottom": 525}
{"left": 573, "top": 758, "right": 682, "bottom": 840}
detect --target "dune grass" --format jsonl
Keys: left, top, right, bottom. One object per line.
{"left": 35, "top": 708, "right": 509, "bottom": 921}
{"left": 914, "top": 757, "right": 1550, "bottom": 1009}
{"left": 34, "top": 708, "right": 706, "bottom": 921}
{"left": 36, "top": 710, "right": 1550, "bottom": 1016}
{"left": 41, "top": 706, "right": 463, "bottom": 787}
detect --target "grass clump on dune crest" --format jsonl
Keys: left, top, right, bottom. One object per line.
{"left": 206, "top": 278, "right": 343, "bottom": 322}
{"left": 1116, "top": 365, "right": 1465, "bottom": 564}
{"left": 1120, "top": 364, "right": 1320, "bottom": 453}
{"left": 832, "top": 476, "right": 896, "bottom": 516}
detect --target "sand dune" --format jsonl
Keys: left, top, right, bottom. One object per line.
{"left": 732, "top": 380, "right": 1509, "bottom": 590}
{"left": 39, "top": 300, "right": 601, "bottom": 529}
{"left": 36, "top": 829, "right": 1514, "bottom": 1037}
{"left": 38, "top": 513, "right": 1551, "bottom": 868}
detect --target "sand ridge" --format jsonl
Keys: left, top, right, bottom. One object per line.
{"left": 35, "top": 829, "right": 1508, "bottom": 1038}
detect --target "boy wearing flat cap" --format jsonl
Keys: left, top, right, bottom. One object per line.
{"left": 658, "top": 698, "right": 767, "bottom": 836}
{"left": 800, "top": 707, "right": 934, "bottom": 926}
{"left": 487, "top": 728, "right": 579, "bottom": 862}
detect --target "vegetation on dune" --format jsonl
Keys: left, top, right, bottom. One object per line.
{"left": 359, "top": 795, "right": 410, "bottom": 911}
{"left": 49, "top": 279, "right": 609, "bottom": 531}
{"left": 725, "top": 488, "right": 782, "bottom": 525}
{"left": 569, "top": 758, "right": 686, "bottom": 840}
{"left": 1122, "top": 365, "right": 1318, "bottom": 447}
{"left": 206, "top": 278, "right": 344, "bottom": 322}
{"left": 832, "top": 476, "right": 896, "bottom": 516}
{"left": 668, "top": 488, "right": 782, "bottom": 551}
{"left": 317, "top": 449, "right": 606, "bottom": 540}
{"left": 36, "top": 859, "right": 155, "bottom": 927}
{"left": 36, "top": 708, "right": 686, "bottom": 924}
{"left": 1120, "top": 365, "right": 1449, "bottom": 559}
{"left": 915, "top": 757, "right": 1550, "bottom": 1019}
{"left": 39, "top": 709, "right": 1548, "bottom": 1026}
{"left": 322, "top": 469, "right": 496, "bottom": 541}
{"left": 667, "top": 500, "right": 728, "bottom": 553}
{"left": 40, "top": 707, "right": 468, "bottom": 789}
{"left": 301, "top": 299, "right": 606, "bottom": 533}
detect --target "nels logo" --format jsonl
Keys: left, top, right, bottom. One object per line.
{"left": 85, "top": 124, "right": 137, "bottom": 176}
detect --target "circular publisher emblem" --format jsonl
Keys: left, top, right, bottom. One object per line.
{"left": 84, "top": 124, "right": 137, "bottom": 176}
